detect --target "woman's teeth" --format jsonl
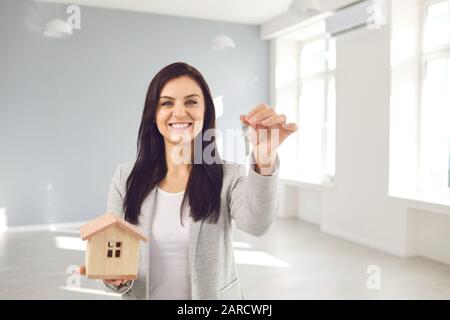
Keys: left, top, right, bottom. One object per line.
{"left": 169, "top": 123, "right": 192, "bottom": 129}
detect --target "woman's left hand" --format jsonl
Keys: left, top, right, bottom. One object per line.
{"left": 240, "top": 104, "right": 298, "bottom": 175}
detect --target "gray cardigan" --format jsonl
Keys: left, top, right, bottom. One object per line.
{"left": 99, "top": 154, "right": 280, "bottom": 299}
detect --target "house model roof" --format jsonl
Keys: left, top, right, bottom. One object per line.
{"left": 80, "top": 212, "right": 148, "bottom": 242}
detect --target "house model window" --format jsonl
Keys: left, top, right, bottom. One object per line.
{"left": 106, "top": 241, "right": 122, "bottom": 258}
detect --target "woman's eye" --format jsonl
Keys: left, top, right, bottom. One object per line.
{"left": 161, "top": 101, "right": 196, "bottom": 106}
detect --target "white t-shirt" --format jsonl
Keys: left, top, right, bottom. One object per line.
{"left": 148, "top": 186, "right": 191, "bottom": 300}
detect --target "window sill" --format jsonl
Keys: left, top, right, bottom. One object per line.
{"left": 389, "top": 191, "right": 450, "bottom": 216}
{"left": 280, "top": 175, "right": 335, "bottom": 190}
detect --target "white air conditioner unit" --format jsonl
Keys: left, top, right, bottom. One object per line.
{"left": 325, "top": 0, "right": 388, "bottom": 36}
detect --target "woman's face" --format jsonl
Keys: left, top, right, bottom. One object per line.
{"left": 156, "top": 76, "right": 205, "bottom": 145}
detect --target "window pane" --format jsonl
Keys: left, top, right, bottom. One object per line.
{"left": 421, "top": 57, "right": 450, "bottom": 191}
{"left": 116, "top": 242, "right": 121, "bottom": 248}
{"left": 107, "top": 250, "right": 113, "bottom": 258}
{"left": 276, "top": 63, "right": 297, "bottom": 88}
{"left": 300, "top": 39, "right": 326, "bottom": 77}
{"left": 115, "top": 250, "right": 121, "bottom": 258}
{"left": 424, "top": 1, "right": 450, "bottom": 50}
{"left": 298, "top": 79, "right": 325, "bottom": 178}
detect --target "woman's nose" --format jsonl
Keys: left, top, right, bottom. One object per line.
{"left": 173, "top": 102, "right": 187, "bottom": 117}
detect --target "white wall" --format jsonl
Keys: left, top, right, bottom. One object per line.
{"left": 408, "top": 209, "right": 450, "bottom": 264}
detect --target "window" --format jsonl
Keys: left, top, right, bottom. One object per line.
{"left": 297, "top": 37, "right": 336, "bottom": 182}
{"left": 274, "top": 33, "right": 336, "bottom": 184}
{"left": 106, "top": 241, "right": 122, "bottom": 258}
{"left": 420, "top": 0, "right": 450, "bottom": 194}
{"left": 423, "top": 0, "right": 450, "bottom": 52}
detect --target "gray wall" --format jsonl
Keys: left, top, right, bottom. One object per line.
{"left": 0, "top": 0, "right": 269, "bottom": 226}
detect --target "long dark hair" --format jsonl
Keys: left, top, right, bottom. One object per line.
{"left": 123, "top": 62, "right": 224, "bottom": 225}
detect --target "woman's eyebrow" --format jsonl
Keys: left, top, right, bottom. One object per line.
{"left": 160, "top": 94, "right": 200, "bottom": 100}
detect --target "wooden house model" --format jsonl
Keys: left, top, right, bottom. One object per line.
{"left": 80, "top": 212, "right": 147, "bottom": 280}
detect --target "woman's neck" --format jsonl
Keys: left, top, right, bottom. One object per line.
{"left": 164, "top": 141, "right": 192, "bottom": 174}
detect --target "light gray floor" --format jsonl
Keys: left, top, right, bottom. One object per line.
{"left": 1, "top": 218, "right": 449, "bottom": 299}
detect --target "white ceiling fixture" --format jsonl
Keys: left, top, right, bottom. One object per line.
{"left": 42, "top": 2, "right": 74, "bottom": 38}
{"left": 43, "top": 19, "right": 73, "bottom": 38}
{"left": 288, "top": 0, "right": 322, "bottom": 17}
{"left": 210, "top": 34, "right": 236, "bottom": 51}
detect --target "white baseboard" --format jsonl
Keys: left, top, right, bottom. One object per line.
{"left": 3, "top": 221, "right": 86, "bottom": 234}
{"left": 320, "top": 224, "right": 410, "bottom": 258}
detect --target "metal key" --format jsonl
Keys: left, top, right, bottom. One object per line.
{"left": 241, "top": 122, "right": 251, "bottom": 156}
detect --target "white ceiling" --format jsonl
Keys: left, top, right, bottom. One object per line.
{"left": 38, "top": 0, "right": 361, "bottom": 25}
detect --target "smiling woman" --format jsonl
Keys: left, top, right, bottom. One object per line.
{"left": 98, "top": 62, "right": 297, "bottom": 300}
